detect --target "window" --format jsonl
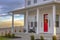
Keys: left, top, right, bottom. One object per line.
{"left": 31, "top": 22, "right": 33, "bottom": 27}
{"left": 27, "top": 0, "right": 31, "bottom": 5}
{"left": 34, "top": 0, "right": 37, "bottom": 3}
{"left": 56, "top": 15, "right": 59, "bottom": 27}
{"left": 43, "top": 0, "right": 47, "bottom": 1}
{"left": 34, "top": 22, "right": 37, "bottom": 27}
{"left": 56, "top": 21, "right": 59, "bottom": 27}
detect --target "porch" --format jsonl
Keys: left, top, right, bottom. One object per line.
{"left": 10, "top": 4, "right": 60, "bottom": 36}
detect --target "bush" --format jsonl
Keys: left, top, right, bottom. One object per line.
{"left": 4, "top": 31, "right": 15, "bottom": 38}
{"left": 19, "top": 30, "right": 21, "bottom": 32}
{"left": 52, "top": 35, "right": 57, "bottom": 40}
{"left": 5, "top": 33, "right": 8, "bottom": 37}
{"left": 40, "top": 35, "right": 44, "bottom": 40}
{"left": 11, "top": 34, "right": 15, "bottom": 38}
{"left": 31, "top": 35, "right": 34, "bottom": 40}
{"left": 7, "top": 33, "right": 11, "bottom": 38}
{"left": 5, "top": 33, "right": 15, "bottom": 38}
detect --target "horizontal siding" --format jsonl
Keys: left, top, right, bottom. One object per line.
{"left": 25, "top": 0, "right": 53, "bottom": 8}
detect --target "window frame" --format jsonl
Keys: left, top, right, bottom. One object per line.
{"left": 56, "top": 15, "right": 59, "bottom": 27}
{"left": 27, "top": 0, "right": 31, "bottom": 5}
{"left": 31, "top": 22, "right": 33, "bottom": 27}
{"left": 34, "top": 22, "right": 37, "bottom": 27}
{"left": 43, "top": 0, "right": 47, "bottom": 1}
{"left": 34, "top": 0, "right": 37, "bottom": 4}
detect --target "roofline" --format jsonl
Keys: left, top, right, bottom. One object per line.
{"left": 10, "top": 1, "right": 60, "bottom": 13}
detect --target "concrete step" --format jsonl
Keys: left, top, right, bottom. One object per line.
{"left": 14, "top": 33, "right": 53, "bottom": 40}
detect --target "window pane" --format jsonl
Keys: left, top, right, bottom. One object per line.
{"left": 28, "top": 1, "right": 31, "bottom": 5}
{"left": 34, "top": 22, "right": 37, "bottom": 27}
{"left": 56, "top": 21, "right": 59, "bottom": 27}
{"left": 56, "top": 15, "right": 59, "bottom": 21}
{"left": 43, "top": 0, "right": 47, "bottom": 1}
{"left": 56, "top": 15, "right": 59, "bottom": 27}
{"left": 31, "top": 22, "right": 33, "bottom": 27}
{"left": 34, "top": 0, "right": 37, "bottom": 3}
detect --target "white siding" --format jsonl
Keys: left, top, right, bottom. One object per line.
{"left": 28, "top": 11, "right": 37, "bottom": 33}
{"left": 56, "top": 0, "right": 60, "bottom": 2}
{"left": 24, "top": 6, "right": 60, "bottom": 34}
{"left": 25, "top": 0, "right": 53, "bottom": 8}
{"left": 27, "top": 7, "right": 55, "bottom": 34}
{"left": 28, "top": 11, "right": 36, "bottom": 22}
{"left": 38, "top": 8, "right": 53, "bottom": 34}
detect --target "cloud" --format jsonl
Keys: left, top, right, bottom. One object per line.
{"left": 0, "top": 20, "right": 24, "bottom": 28}
{"left": 0, "top": 0, "right": 25, "bottom": 15}
{"left": 0, "top": 5, "right": 12, "bottom": 14}
{"left": 0, "top": 14, "right": 24, "bottom": 22}
{"left": 0, "top": 0, "right": 24, "bottom": 25}
{"left": 0, "top": 0, "right": 25, "bottom": 10}
{"left": 0, "top": 0, "right": 24, "bottom": 19}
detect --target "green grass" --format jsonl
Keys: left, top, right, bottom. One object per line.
{"left": 0, "top": 36, "right": 10, "bottom": 40}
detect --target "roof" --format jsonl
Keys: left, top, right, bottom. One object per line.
{"left": 10, "top": 1, "right": 60, "bottom": 12}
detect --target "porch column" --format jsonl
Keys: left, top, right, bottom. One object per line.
{"left": 37, "top": 8, "right": 39, "bottom": 34}
{"left": 12, "top": 13, "right": 14, "bottom": 33}
{"left": 52, "top": 5, "right": 56, "bottom": 35}
{"left": 26, "top": 10, "right": 28, "bottom": 33}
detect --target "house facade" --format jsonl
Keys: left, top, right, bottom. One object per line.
{"left": 11, "top": 0, "right": 60, "bottom": 36}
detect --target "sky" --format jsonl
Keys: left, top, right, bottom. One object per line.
{"left": 0, "top": 0, "right": 25, "bottom": 27}
{"left": 0, "top": 0, "right": 25, "bottom": 22}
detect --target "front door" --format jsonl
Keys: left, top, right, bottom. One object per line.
{"left": 44, "top": 14, "right": 48, "bottom": 32}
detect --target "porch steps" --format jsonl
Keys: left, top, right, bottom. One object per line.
{"left": 15, "top": 33, "right": 53, "bottom": 40}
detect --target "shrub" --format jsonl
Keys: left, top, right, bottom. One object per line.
{"left": 19, "top": 30, "right": 21, "bottom": 32}
{"left": 52, "top": 35, "right": 57, "bottom": 40}
{"left": 7, "top": 33, "right": 11, "bottom": 38}
{"left": 5, "top": 33, "right": 8, "bottom": 37}
{"left": 11, "top": 34, "right": 15, "bottom": 38}
{"left": 4, "top": 31, "right": 8, "bottom": 37}
{"left": 31, "top": 35, "right": 34, "bottom": 40}
{"left": 4, "top": 30, "right": 15, "bottom": 38}
{"left": 5, "top": 33, "right": 15, "bottom": 38}
{"left": 40, "top": 35, "right": 44, "bottom": 40}
{"left": 1, "top": 32, "right": 3, "bottom": 36}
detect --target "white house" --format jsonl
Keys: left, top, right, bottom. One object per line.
{"left": 10, "top": 0, "right": 60, "bottom": 38}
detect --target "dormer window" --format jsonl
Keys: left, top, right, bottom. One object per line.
{"left": 27, "top": 0, "right": 31, "bottom": 5}
{"left": 34, "top": 0, "right": 37, "bottom": 3}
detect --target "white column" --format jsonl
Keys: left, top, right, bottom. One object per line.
{"left": 24, "top": 14, "right": 26, "bottom": 31}
{"left": 53, "top": 5, "right": 56, "bottom": 35}
{"left": 12, "top": 13, "right": 14, "bottom": 33}
{"left": 26, "top": 10, "right": 28, "bottom": 33}
{"left": 37, "top": 8, "right": 39, "bottom": 34}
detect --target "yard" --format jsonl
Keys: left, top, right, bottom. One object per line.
{"left": 0, "top": 36, "right": 10, "bottom": 40}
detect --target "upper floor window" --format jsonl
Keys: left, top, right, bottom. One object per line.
{"left": 43, "top": 0, "right": 47, "bottom": 1}
{"left": 34, "top": 0, "right": 37, "bottom": 3}
{"left": 27, "top": 0, "right": 31, "bottom": 5}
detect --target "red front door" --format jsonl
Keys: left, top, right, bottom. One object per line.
{"left": 44, "top": 14, "right": 48, "bottom": 32}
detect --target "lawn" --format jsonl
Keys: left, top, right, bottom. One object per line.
{"left": 0, "top": 36, "right": 10, "bottom": 40}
